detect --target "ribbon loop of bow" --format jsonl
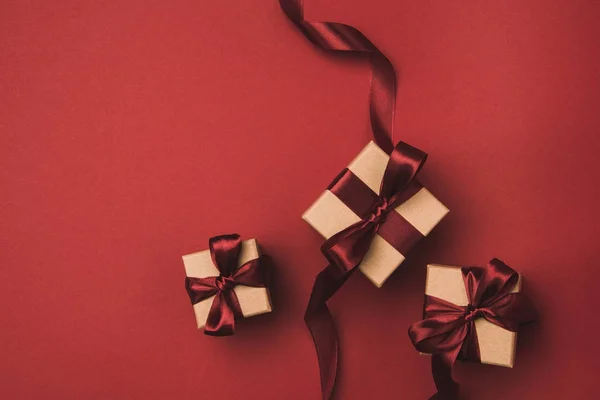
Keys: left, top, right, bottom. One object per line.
{"left": 185, "top": 234, "right": 269, "bottom": 336}
{"left": 305, "top": 141, "right": 427, "bottom": 399}
{"left": 408, "top": 259, "right": 537, "bottom": 399}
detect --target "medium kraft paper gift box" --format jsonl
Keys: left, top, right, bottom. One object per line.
{"left": 425, "top": 264, "right": 522, "bottom": 367}
{"left": 182, "top": 238, "right": 272, "bottom": 329}
{"left": 302, "top": 141, "right": 449, "bottom": 287}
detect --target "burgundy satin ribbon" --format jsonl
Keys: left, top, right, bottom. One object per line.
{"left": 328, "top": 169, "right": 424, "bottom": 257}
{"left": 408, "top": 259, "right": 537, "bottom": 399}
{"left": 279, "top": 0, "right": 396, "bottom": 154}
{"left": 185, "top": 234, "right": 269, "bottom": 336}
{"left": 305, "top": 141, "right": 428, "bottom": 399}
{"left": 278, "top": 3, "right": 430, "bottom": 397}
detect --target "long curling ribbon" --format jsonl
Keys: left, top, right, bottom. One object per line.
{"left": 279, "top": 2, "right": 400, "bottom": 398}
{"left": 279, "top": 0, "right": 396, "bottom": 155}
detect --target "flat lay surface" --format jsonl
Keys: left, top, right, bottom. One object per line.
{"left": 1, "top": 1, "right": 599, "bottom": 399}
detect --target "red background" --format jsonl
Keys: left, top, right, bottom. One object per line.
{"left": 2, "top": 1, "right": 599, "bottom": 399}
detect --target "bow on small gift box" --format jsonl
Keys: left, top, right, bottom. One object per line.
{"left": 183, "top": 234, "right": 272, "bottom": 336}
{"left": 408, "top": 259, "right": 537, "bottom": 399}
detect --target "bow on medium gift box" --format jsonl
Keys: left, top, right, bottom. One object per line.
{"left": 303, "top": 141, "right": 449, "bottom": 287}
{"left": 408, "top": 259, "right": 537, "bottom": 399}
{"left": 278, "top": 1, "right": 449, "bottom": 398}
{"left": 183, "top": 234, "right": 272, "bottom": 336}
{"left": 303, "top": 141, "right": 449, "bottom": 399}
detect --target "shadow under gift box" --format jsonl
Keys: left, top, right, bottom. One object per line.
{"left": 426, "top": 264, "right": 522, "bottom": 367}
{"left": 302, "top": 141, "right": 449, "bottom": 287}
{"left": 182, "top": 239, "right": 272, "bottom": 330}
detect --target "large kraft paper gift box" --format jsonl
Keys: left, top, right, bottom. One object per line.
{"left": 426, "top": 264, "right": 522, "bottom": 367}
{"left": 302, "top": 141, "right": 449, "bottom": 287}
{"left": 182, "top": 239, "right": 272, "bottom": 329}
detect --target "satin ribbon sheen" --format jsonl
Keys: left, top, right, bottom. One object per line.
{"left": 408, "top": 259, "right": 537, "bottom": 399}
{"left": 327, "top": 169, "right": 424, "bottom": 260}
{"left": 305, "top": 141, "right": 427, "bottom": 399}
{"left": 185, "top": 234, "right": 269, "bottom": 336}
{"left": 279, "top": 0, "right": 396, "bottom": 154}
{"left": 278, "top": 2, "right": 427, "bottom": 397}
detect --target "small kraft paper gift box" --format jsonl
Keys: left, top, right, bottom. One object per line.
{"left": 302, "top": 141, "right": 449, "bottom": 287}
{"left": 183, "top": 237, "right": 272, "bottom": 332}
{"left": 425, "top": 264, "right": 522, "bottom": 367}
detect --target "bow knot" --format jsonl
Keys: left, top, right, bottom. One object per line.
{"left": 185, "top": 234, "right": 269, "bottom": 336}
{"left": 216, "top": 276, "right": 236, "bottom": 292}
{"left": 464, "top": 304, "right": 483, "bottom": 322}
{"left": 368, "top": 198, "right": 390, "bottom": 223}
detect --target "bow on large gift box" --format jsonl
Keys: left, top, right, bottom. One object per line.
{"left": 278, "top": 1, "right": 449, "bottom": 398}
{"left": 183, "top": 234, "right": 272, "bottom": 336}
{"left": 409, "top": 259, "right": 537, "bottom": 399}
{"left": 302, "top": 141, "right": 449, "bottom": 399}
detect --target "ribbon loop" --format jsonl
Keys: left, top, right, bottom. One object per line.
{"left": 209, "top": 234, "right": 243, "bottom": 278}
{"left": 381, "top": 141, "right": 427, "bottom": 202}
